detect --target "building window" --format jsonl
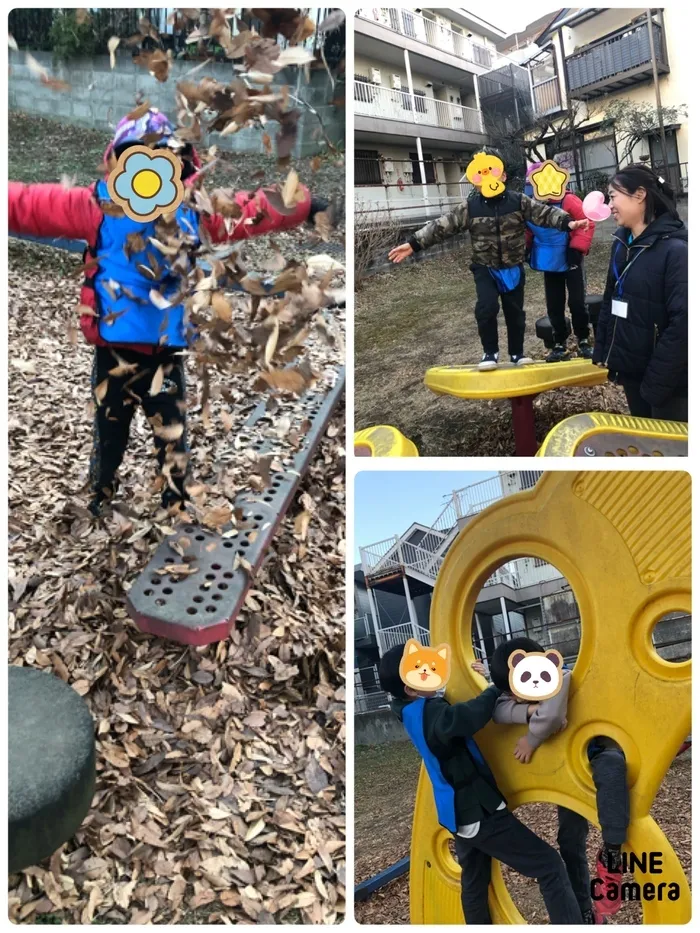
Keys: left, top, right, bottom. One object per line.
{"left": 534, "top": 558, "right": 548, "bottom": 568}
{"left": 356, "top": 149, "right": 382, "bottom": 185}
{"left": 409, "top": 151, "right": 436, "bottom": 185}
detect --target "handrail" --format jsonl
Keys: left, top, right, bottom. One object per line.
{"left": 565, "top": 16, "right": 664, "bottom": 62}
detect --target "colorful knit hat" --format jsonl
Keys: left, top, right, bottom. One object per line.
{"left": 112, "top": 108, "right": 173, "bottom": 149}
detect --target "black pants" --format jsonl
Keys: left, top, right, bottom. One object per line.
{"left": 557, "top": 745, "right": 629, "bottom": 916}
{"left": 472, "top": 264, "right": 526, "bottom": 357}
{"left": 454, "top": 808, "right": 582, "bottom": 924}
{"left": 544, "top": 263, "right": 589, "bottom": 343}
{"left": 622, "top": 381, "right": 688, "bottom": 422}
{"left": 89, "top": 346, "right": 188, "bottom": 507}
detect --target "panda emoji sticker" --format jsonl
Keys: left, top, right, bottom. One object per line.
{"left": 508, "top": 649, "right": 564, "bottom": 701}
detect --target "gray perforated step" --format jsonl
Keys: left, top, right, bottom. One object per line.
{"left": 127, "top": 368, "right": 345, "bottom": 644}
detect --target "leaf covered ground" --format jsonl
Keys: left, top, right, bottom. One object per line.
{"left": 354, "top": 741, "right": 691, "bottom": 924}
{"left": 8, "top": 88, "right": 346, "bottom": 926}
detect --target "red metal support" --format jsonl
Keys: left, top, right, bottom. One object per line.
{"left": 510, "top": 395, "right": 538, "bottom": 456}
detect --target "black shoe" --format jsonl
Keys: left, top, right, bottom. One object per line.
{"left": 578, "top": 339, "right": 594, "bottom": 359}
{"left": 546, "top": 343, "right": 569, "bottom": 363}
{"left": 478, "top": 352, "right": 499, "bottom": 371}
{"left": 510, "top": 353, "right": 534, "bottom": 366}
{"left": 89, "top": 480, "right": 118, "bottom": 517}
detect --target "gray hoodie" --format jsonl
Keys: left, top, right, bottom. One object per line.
{"left": 493, "top": 669, "right": 571, "bottom": 750}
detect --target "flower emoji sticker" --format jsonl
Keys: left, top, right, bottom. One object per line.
{"left": 107, "top": 146, "right": 184, "bottom": 222}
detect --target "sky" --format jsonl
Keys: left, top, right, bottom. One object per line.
{"left": 474, "top": 3, "right": 560, "bottom": 35}
{"left": 354, "top": 470, "right": 497, "bottom": 562}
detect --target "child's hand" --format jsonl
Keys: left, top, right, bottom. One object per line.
{"left": 568, "top": 219, "right": 590, "bottom": 231}
{"left": 555, "top": 717, "right": 568, "bottom": 733}
{"left": 389, "top": 243, "right": 414, "bottom": 263}
{"left": 514, "top": 736, "right": 535, "bottom": 763}
{"left": 471, "top": 660, "right": 487, "bottom": 676}
{"left": 526, "top": 703, "right": 538, "bottom": 719}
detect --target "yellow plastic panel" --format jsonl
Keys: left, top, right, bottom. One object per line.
{"left": 537, "top": 412, "right": 688, "bottom": 457}
{"left": 424, "top": 359, "right": 607, "bottom": 400}
{"left": 411, "top": 472, "right": 691, "bottom": 924}
{"left": 353, "top": 425, "right": 419, "bottom": 457}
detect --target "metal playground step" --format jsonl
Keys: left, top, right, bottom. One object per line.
{"left": 127, "top": 368, "right": 345, "bottom": 644}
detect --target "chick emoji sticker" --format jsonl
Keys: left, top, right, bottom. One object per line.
{"left": 529, "top": 159, "right": 570, "bottom": 201}
{"left": 466, "top": 151, "right": 506, "bottom": 198}
{"left": 508, "top": 649, "right": 564, "bottom": 701}
{"left": 107, "top": 145, "right": 184, "bottom": 222}
{"left": 400, "top": 640, "right": 451, "bottom": 693}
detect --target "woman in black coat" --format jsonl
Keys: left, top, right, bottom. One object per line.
{"left": 593, "top": 164, "right": 687, "bottom": 421}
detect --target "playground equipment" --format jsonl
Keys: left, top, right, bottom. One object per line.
{"left": 410, "top": 471, "right": 691, "bottom": 924}
{"left": 13, "top": 232, "right": 346, "bottom": 646}
{"left": 354, "top": 425, "right": 419, "bottom": 457}
{"left": 537, "top": 413, "right": 688, "bottom": 457}
{"left": 424, "top": 360, "right": 607, "bottom": 455}
{"left": 9, "top": 667, "right": 96, "bottom": 873}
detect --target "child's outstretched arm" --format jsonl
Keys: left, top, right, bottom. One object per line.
{"left": 431, "top": 683, "right": 501, "bottom": 744}
{"left": 524, "top": 670, "right": 572, "bottom": 750}
{"left": 9, "top": 182, "right": 102, "bottom": 244}
{"left": 520, "top": 193, "right": 588, "bottom": 233}
{"left": 201, "top": 183, "right": 314, "bottom": 243}
{"left": 389, "top": 201, "right": 471, "bottom": 263}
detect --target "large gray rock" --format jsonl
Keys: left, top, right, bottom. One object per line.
{"left": 8, "top": 667, "right": 96, "bottom": 874}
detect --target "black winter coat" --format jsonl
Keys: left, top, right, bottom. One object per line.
{"left": 593, "top": 213, "right": 687, "bottom": 407}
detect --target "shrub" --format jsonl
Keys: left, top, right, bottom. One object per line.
{"left": 48, "top": 11, "right": 97, "bottom": 64}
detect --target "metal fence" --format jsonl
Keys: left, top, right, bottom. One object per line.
{"left": 354, "top": 80, "right": 483, "bottom": 134}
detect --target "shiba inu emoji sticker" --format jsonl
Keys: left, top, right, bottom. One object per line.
{"left": 466, "top": 152, "right": 506, "bottom": 198}
{"left": 508, "top": 649, "right": 564, "bottom": 701}
{"left": 400, "top": 639, "right": 451, "bottom": 692}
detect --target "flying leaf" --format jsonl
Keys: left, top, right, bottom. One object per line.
{"left": 94, "top": 379, "right": 109, "bottom": 405}
{"left": 275, "top": 47, "right": 315, "bottom": 67}
{"left": 108, "top": 36, "right": 120, "bottom": 69}
{"left": 150, "top": 365, "right": 164, "bottom": 396}
{"left": 264, "top": 319, "right": 280, "bottom": 367}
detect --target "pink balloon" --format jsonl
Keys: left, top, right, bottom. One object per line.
{"left": 582, "top": 190, "right": 611, "bottom": 222}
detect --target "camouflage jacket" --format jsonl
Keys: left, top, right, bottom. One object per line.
{"left": 408, "top": 189, "right": 572, "bottom": 269}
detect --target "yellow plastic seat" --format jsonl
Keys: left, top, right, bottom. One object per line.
{"left": 411, "top": 472, "right": 690, "bottom": 924}
{"left": 424, "top": 359, "right": 608, "bottom": 400}
{"left": 354, "top": 425, "right": 419, "bottom": 457}
{"left": 537, "top": 412, "right": 688, "bottom": 457}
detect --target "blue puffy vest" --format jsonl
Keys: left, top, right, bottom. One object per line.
{"left": 401, "top": 697, "right": 488, "bottom": 833}
{"left": 524, "top": 181, "right": 569, "bottom": 273}
{"left": 92, "top": 179, "right": 200, "bottom": 347}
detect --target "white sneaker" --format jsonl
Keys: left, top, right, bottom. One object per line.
{"left": 511, "top": 354, "right": 534, "bottom": 366}
{"left": 478, "top": 352, "right": 499, "bottom": 371}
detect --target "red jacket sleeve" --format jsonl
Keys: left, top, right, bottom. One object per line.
{"left": 202, "top": 184, "right": 312, "bottom": 243}
{"left": 564, "top": 193, "right": 595, "bottom": 254}
{"left": 9, "top": 182, "right": 102, "bottom": 246}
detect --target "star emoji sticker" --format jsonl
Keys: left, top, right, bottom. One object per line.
{"left": 530, "top": 160, "right": 570, "bottom": 201}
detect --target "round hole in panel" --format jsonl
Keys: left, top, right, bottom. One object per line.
{"left": 151, "top": 577, "right": 161, "bottom": 585}
{"left": 193, "top": 596, "right": 204, "bottom": 603}
{"left": 223, "top": 542, "right": 234, "bottom": 549}
{"left": 212, "top": 563, "right": 222, "bottom": 570}
{"left": 205, "top": 573, "right": 216, "bottom": 581}
{"left": 218, "top": 583, "right": 229, "bottom": 590}
{"left": 155, "top": 598, "right": 166, "bottom": 606}
{"left": 187, "top": 607, "right": 197, "bottom": 615}
{"left": 223, "top": 572, "right": 234, "bottom": 579}
{"left": 206, "top": 605, "right": 216, "bottom": 613}
{"left": 163, "top": 587, "right": 173, "bottom": 595}
{"left": 144, "top": 589, "right": 153, "bottom": 596}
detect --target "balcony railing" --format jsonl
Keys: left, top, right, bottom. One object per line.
{"left": 532, "top": 75, "right": 561, "bottom": 115}
{"left": 566, "top": 20, "right": 667, "bottom": 97}
{"left": 354, "top": 666, "right": 390, "bottom": 714}
{"left": 355, "top": 80, "right": 484, "bottom": 134}
{"left": 356, "top": 8, "right": 496, "bottom": 69}
{"left": 377, "top": 623, "right": 431, "bottom": 656}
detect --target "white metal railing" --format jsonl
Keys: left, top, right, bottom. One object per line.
{"left": 354, "top": 613, "right": 373, "bottom": 639}
{"left": 354, "top": 666, "right": 390, "bottom": 714}
{"left": 356, "top": 8, "right": 497, "bottom": 70}
{"left": 532, "top": 76, "right": 561, "bottom": 115}
{"left": 354, "top": 81, "right": 484, "bottom": 134}
{"left": 515, "top": 560, "right": 566, "bottom": 589}
{"left": 360, "top": 473, "right": 545, "bottom": 585}
{"left": 377, "top": 622, "right": 431, "bottom": 656}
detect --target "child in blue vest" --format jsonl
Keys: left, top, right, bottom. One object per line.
{"left": 476, "top": 636, "right": 630, "bottom": 923}
{"left": 379, "top": 644, "right": 583, "bottom": 923}
{"left": 9, "top": 108, "right": 324, "bottom": 516}
{"left": 524, "top": 162, "right": 596, "bottom": 362}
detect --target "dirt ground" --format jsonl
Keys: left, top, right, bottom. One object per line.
{"left": 355, "top": 240, "right": 631, "bottom": 457}
{"left": 8, "top": 112, "right": 346, "bottom": 924}
{"left": 354, "top": 741, "right": 691, "bottom": 925}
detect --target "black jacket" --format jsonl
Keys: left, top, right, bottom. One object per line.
{"left": 593, "top": 213, "right": 687, "bottom": 406}
{"left": 392, "top": 685, "right": 505, "bottom": 828}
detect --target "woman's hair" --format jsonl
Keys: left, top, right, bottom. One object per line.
{"left": 490, "top": 636, "right": 544, "bottom": 692}
{"left": 610, "top": 163, "right": 679, "bottom": 223}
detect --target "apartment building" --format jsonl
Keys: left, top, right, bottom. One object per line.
{"left": 354, "top": 471, "right": 691, "bottom": 715}
{"left": 354, "top": 7, "right": 516, "bottom": 225}
{"left": 522, "top": 7, "right": 688, "bottom": 194}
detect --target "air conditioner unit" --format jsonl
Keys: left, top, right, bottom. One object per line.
{"left": 370, "top": 68, "right": 381, "bottom": 84}
{"left": 391, "top": 74, "right": 402, "bottom": 89}
{"left": 384, "top": 161, "right": 394, "bottom": 173}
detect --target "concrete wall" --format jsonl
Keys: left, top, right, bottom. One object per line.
{"left": 9, "top": 50, "right": 344, "bottom": 157}
{"left": 355, "top": 708, "right": 408, "bottom": 746}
